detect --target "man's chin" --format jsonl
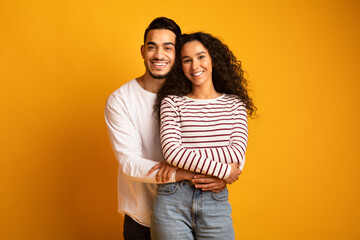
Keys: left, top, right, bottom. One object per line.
{"left": 149, "top": 71, "right": 169, "bottom": 80}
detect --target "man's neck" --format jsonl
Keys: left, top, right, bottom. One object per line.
{"left": 136, "top": 73, "right": 166, "bottom": 94}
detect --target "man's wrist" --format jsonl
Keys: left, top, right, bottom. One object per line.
{"left": 175, "top": 169, "right": 192, "bottom": 181}
{"left": 175, "top": 169, "right": 182, "bottom": 181}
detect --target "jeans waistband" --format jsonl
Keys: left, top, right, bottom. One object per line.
{"left": 178, "top": 180, "right": 195, "bottom": 188}
{"left": 158, "top": 180, "right": 195, "bottom": 189}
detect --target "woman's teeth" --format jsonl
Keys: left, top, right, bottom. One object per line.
{"left": 193, "top": 71, "right": 203, "bottom": 76}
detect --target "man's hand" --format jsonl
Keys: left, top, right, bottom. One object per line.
{"left": 175, "top": 168, "right": 195, "bottom": 182}
{"left": 191, "top": 174, "right": 227, "bottom": 193}
{"left": 225, "top": 163, "right": 241, "bottom": 184}
{"left": 147, "top": 162, "right": 178, "bottom": 183}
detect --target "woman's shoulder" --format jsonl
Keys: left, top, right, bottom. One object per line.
{"left": 222, "top": 94, "right": 247, "bottom": 109}
{"left": 222, "top": 94, "right": 244, "bottom": 103}
{"left": 163, "top": 95, "right": 187, "bottom": 102}
{"left": 161, "top": 95, "right": 188, "bottom": 107}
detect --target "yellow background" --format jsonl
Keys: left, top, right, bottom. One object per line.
{"left": 1, "top": 0, "right": 359, "bottom": 239}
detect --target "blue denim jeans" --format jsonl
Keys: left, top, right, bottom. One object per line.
{"left": 151, "top": 181, "right": 235, "bottom": 240}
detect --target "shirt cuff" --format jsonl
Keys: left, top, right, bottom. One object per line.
{"left": 223, "top": 164, "right": 231, "bottom": 180}
{"left": 169, "top": 171, "right": 176, "bottom": 183}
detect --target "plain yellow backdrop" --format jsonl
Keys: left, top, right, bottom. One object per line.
{"left": 1, "top": 0, "right": 360, "bottom": 239}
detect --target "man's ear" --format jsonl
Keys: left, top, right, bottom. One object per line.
{"left": 141, "top": 45, "right": 145, "bottom": 58}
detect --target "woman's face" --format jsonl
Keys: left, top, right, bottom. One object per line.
{"left": 181, "top": 40, "right": 213, "bottom": 87}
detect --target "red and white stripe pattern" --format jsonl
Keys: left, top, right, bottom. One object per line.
{"left": 160, "top": 94, "right": 248, "bottom": 179}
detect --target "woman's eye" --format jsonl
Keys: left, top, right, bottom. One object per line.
{"left": 199, "top": 55, "right": 205, "bottom": 60}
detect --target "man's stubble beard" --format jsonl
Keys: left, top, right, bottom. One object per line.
{"left": 148, "top": 70, "right": 170, "bottom": 80}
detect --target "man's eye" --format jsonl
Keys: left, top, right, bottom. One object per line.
{"left": 148, "top": 46, "right": 155, "bottom": 50}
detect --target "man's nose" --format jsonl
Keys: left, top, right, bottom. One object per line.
{"left": 154, "top": 48, "right": 165, "bottom": 59}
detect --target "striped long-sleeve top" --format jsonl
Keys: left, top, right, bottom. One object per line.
{"left": 160, "top": 94, "right": 248, "bottom": 180}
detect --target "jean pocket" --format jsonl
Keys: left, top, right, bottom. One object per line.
{"left": 211, "top": 188, "right": 229, "bottom": 201}
{"left": 156, "top": 182, "right": 178, "bottom": 195}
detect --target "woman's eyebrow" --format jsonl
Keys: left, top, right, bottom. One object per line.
{"left": 182, "top": 51, "right": 206, "bottom": 59}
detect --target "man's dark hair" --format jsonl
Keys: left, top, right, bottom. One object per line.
{"left": 144, "top": 17, "right": 181, "bottom": 43}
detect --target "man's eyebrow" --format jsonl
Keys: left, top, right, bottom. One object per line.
{"left": 181, "top": 51, "right": 206, "bottom": 59}
{"left": 146, "top": 42, "right": 175, "bottom": 46}
{"left": 163, "top": 42, "right": 175, "bottom": 46}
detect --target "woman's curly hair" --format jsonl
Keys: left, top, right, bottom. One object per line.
{"left": 154, "top": 32, "right": 256, "bottom": 118}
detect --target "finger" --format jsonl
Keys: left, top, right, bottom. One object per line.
{"left": 200, "top": 184, "right": 221, "bottom": 191}
{"left": 201, "top": 186, "right": 221, "bottom": 191}
{"left": 201, "top": 184, "right": 226, "bottom": 192}
{"left": 209, "top": 185, "right": 225, "bottom": 193}
{"left": 157, "top": 168, "right": 164, "bottom": 182}
{"left": 163, "top": 165, "right": 177, "bottom": 182}
{"left": 194, "top": 182, "right": 220, "bottom": 189}
{"left": 193, "top": 174, "right": 210, "bottom": 179}
{"left": 162, "top": 168, "right": 169, "bottom": 183}
{"left": 166, "top": 168, "right": 174, "bottom": 181}
{"left": 163, "top": 166, "right": 173, "bottom": 183}
{"left": 147, "top": 164, "right": 161, "bottom": 175}
{"left": 192, "top": 177, "right": 219, "bottom": 184}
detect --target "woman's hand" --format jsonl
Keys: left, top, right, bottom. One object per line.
{"left": 147, "top": 162, "right": 178, "bottom": 183}
{"left": 225, "top": 163, "right": 241, "bottom": 184}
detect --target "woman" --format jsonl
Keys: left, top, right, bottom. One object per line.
{"left": 151, "top": 32, "right": 256, "bottom": 240}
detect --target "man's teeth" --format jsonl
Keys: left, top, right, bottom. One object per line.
{"left": 153, "top": 63, "right": 167, "bottom": 66}
{"left": 193, "top": 71, "right": 203, "bottom": 76}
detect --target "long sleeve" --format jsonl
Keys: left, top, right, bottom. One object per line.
{"left": 160, "top": 96, "right": 248, "bottom": 179}
{"left": 105, "top": 93, "right": 175, "bottom": 183}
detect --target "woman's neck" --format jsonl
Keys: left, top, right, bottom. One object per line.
{"left": 187, "top": 84, "right": 221, "bottom": 99}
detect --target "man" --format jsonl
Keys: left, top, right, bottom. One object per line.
{"left": 105, "top": 17, "right": 229, "bottom": 240}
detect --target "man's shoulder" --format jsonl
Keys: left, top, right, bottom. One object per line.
{"left": 105, "top": 79, "right": 137, "bottom": 110}
{"left": 109, "top": 79, "right": 136, "bottom": 98}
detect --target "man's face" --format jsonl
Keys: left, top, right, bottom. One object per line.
{"left": 141, "top": 29, "right": 176, "bottom": 79}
